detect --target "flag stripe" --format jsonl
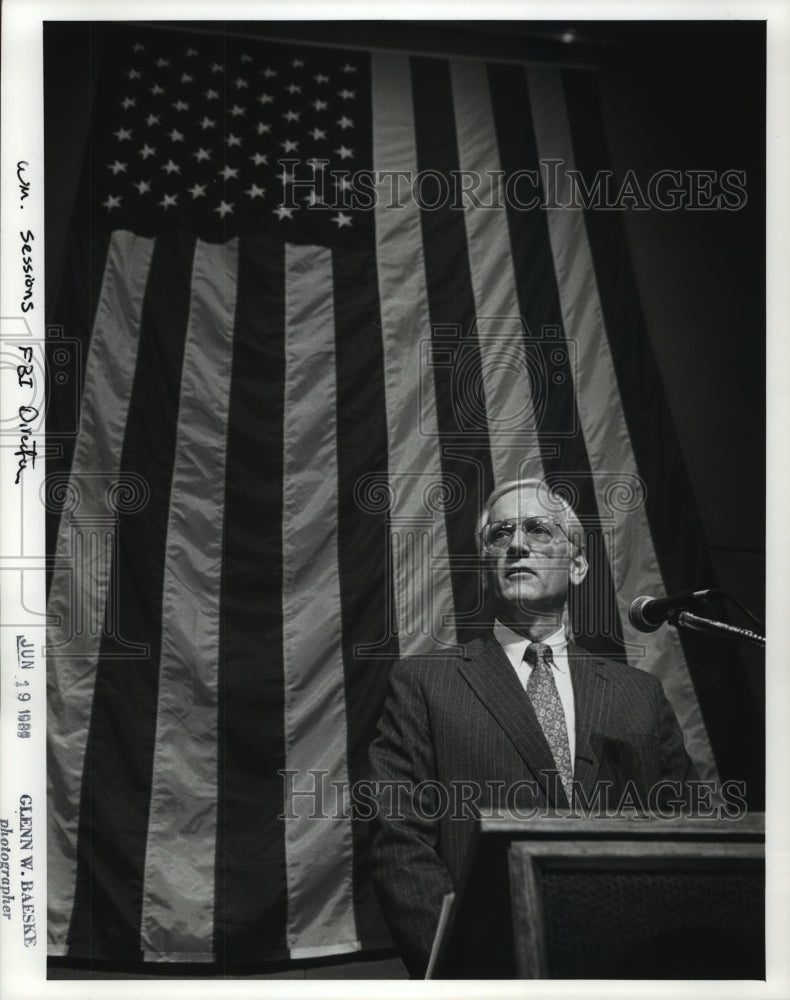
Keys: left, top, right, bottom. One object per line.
{"left": 486, "top": 62, "right": 627, "bottom": 658}
{"left": 331, "top": 242, "right": 399, "bottom": 949}
{"left": 140, "top": 239, "right": 238, "bottom": 960}
{"left": 561, "top": 68, "right": 765, "bottom": 799}
{"left": 215, "top": 235, "right": 289, "bottom": 961}
{"left": 449, "top": 59, "right": 544, "bottom": 488}
{"left": 282, "top": 243, "right": 359, "bottom": 956}
{"left": 411, "top": 55, "right": 495, "bottom": 641}
{"left": 526, "top": 67, "right": 716, "bottom": 779}
{"left": 67, "top": 229, "right": 197, "bottom": 956}
{"left": 47, "top": 231, "right": 154, "bottom": 954}
{"left": 371, "top": 51, "right": 458, "bottom": 651}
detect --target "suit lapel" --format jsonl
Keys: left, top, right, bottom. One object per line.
{"left": 458, "top": 634, "right": 564, "bottom": 806}
{"left": 568, "top": 641, "right": 611, "bottom": 799}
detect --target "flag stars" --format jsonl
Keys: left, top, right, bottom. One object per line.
{"left": 114, "top": 127, "right": 133, "bottom": 141}
{"left": 134, "top": 180, "right": 151, "bottom": 194}
{"left": 250, "top": 152, "right": 268, "bottom": 165}
{"left": 337, "top": 116, "right": 354, "bottom": 130}
{"left": 150, "top": 84, "right": 164, "bottom": 96}
{"left": 159, "top": 193, "right": 178, "bottom": 209}
{"left": 225, "top": 133, "right": 242, "bottom": 147}
{"left": 102, "top": 194, "right": 122, "bottom": 210}
{"left": 156, "top": 58, "right": 170, "bottom": 68}
{"left": 335, "top": 145, "right": 354, "bottom": 160}
{"left": 338, "top": 89, "right": 356, "bottom": 100}
{"left": 145, "top": 114, "right": 161, "bottom": 126}
{"left": 188, "top": 183, "right": 207, "bottom": 199}
{"left": 291, "top": 58, "right": 304, "bottom": 68}
{"left": 181, "top": 72, "right": 194, "bottom": 84}
{"left": 162, "top": 159, "right": 181, "bottom": 175}
{"left": 139, "top": 144, "right": 156, "bottom": 159}
{"left": 193, "top": 147, "right": 212, "bottom": 162}
{"left": 168, "top": 128, "right": 185, "bottom": 142}
{"left": 283, "top": 109, "right": 300, "bottom": 122}
{"left": 172, "top": 100, "right": 190, "bottom": 111}
{"left": 107, "top": 160, "right": 128, "bottom": 175}
{"left": 286, "top": 83, "right": 302, "bottom": 95}
{"left": 229, "top": 105, "right": 246, "bottom": 117}
{"left": 220, "top": 165, "right": 239, "bottom": 180}
{"left": 126, "top": 68, "right": 142, "bottom": 80}
{"left": 274, "top": 204, "right": 295, "bottom": 220}
{"left": 304, "top": 191, "right": 326, "bottom": 207}
{"left": 312, "top": 99, "right": 328, "bottom": 111}
{"left": 205, "top": 88, "right": 220, "bottom": 100}
{"left": 341, "top": 62, "right": 357, "bottom": 73}
{"left": 314, "top": 73, "right": 330, "bottom": 84}
{"left": 310, "top": 127, "right": 327, "bottom": 140}
{"left": 334, "top": 175, "right": 352, "bottom": 193}
{"left": 258, "top": 93, "right": 274, "bottom": 105}
{"left": 332, "top": 211, "right": 353, "bottom": 228}
{"left": 132, "top": 42, "right": 145, "bottom": 52}
{"left": 241, "top": 53, "right": 253, "bottom": 63}
{"left": 246, "top": 183, "right": 266, "bottom": 199}
{"left": 280, "top": 139, "right": 299, "bottom": 152}
{"left": 200, "top": 116, "right": 217, "bottom": 130}
{"left": 211, "top": 62, "right": 224, "bottom": 73}
{"left": 234, "top": 77, "right": 249, "bottom": 89}
{"left": 263, "top": 67, "right": 277, "bottom": 77}
{"left": 186, "top": 47, "right": 198, "bottom": 57}
{"left": 257, "top": 122, "right": 271, "bottom": 135}
{"left": 120, "top": 97, "right": 137, "bottom": 110}
{"left": 215, "top": 200, "right": 234, "bottom": 217}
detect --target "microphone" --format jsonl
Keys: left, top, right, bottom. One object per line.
{"left": 628, "top": 589, "right": 722, "bottom": 633}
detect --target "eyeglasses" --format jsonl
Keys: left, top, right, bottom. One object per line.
{"left": 480, "top": 515, "right": 569, "bottom": 552}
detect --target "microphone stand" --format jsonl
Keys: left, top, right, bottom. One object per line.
{"left": 668, "top": 609, "right": 765, "bottom": 649}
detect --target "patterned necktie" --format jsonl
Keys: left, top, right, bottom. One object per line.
{"left": 524, "top": 642, "right": 574, "bottom": 805}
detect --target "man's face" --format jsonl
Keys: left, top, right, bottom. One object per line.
{"left": 483, "top": 485, "right": 587, "bottom": 621}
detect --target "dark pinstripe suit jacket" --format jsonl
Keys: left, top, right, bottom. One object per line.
{"left": 368, "top": 632, "right": 697, "bottom": 976}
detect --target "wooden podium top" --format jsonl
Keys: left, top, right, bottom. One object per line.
{"left": 429, "top": 812, "right": 765, "bottom": 979}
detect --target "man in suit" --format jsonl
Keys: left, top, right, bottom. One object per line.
{"left": 368, "top": 477, "right": 697, "bottom": 977}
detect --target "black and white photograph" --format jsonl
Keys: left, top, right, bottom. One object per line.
{"left": 0, "top": 2, "right": 788, "bottom": 996}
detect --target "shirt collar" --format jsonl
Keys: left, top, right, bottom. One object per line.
{"left": 493, "top": 619, "right": 569, "bottom": 671}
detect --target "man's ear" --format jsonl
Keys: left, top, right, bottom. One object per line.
{"left": 569, "top": 549, "right": 588, "bottom": 586}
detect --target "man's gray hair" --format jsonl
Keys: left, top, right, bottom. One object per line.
{"left": 476, "top": 478, "right": 586, "bottom": 556}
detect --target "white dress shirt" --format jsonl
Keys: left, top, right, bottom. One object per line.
{"left": 492, "top": 620, "right": 576, "bottom": 768}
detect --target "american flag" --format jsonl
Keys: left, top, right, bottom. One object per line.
{"left": 45, "top": 21, "right": 763, "bottom": 964}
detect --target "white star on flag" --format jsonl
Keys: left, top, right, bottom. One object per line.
{"left": 134, "top": 180, "right": 151, "bottom": 194}
{"left": 115, "top": 127, "right": 133, "bottom": 141}
{"left": 220, "top": 165, "right": 239, "bottom": 180}
{"left": 273, "top": 205, "right": 295, "bottom": 220}
{"left": 139, "top": 144, "right": 156, "bottom": 159}
{"left": 246, "top": 184, "right": 266, "bottom": 199}
{"left": 188, "top": 183, "right": 207, "bottom": 199}
{"left": 159, "top": 193, "right": 178, "bottom": 209}
{"left": 193, "top": 148, "right": 211, "bottom": 162}
{"left": 335, "top": 146, "right": 354, "bottom": 160}
{"left": 332, "top": 212, "right": 353, "bottom": 228}
{"left": 337, "top": 116, "right": 353, "bottom": 130}
{"left": 214, "top": 201, "right": 234, "bottom": 217}
{"left": 108, "top": 161, "right": 128, "bottom": 175}
{"left": 102, "top": 194, "right": 122, "bottom": 210}
{"left": 162, "top": 159, "right": 180, "bottom": 174}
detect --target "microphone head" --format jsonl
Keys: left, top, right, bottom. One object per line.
{"left": 629, "top": 595, "right": 661, "bottom": 633}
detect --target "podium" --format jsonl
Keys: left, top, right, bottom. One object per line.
{"left": 428, "top": 813, "right": 764, "bottom": 979}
